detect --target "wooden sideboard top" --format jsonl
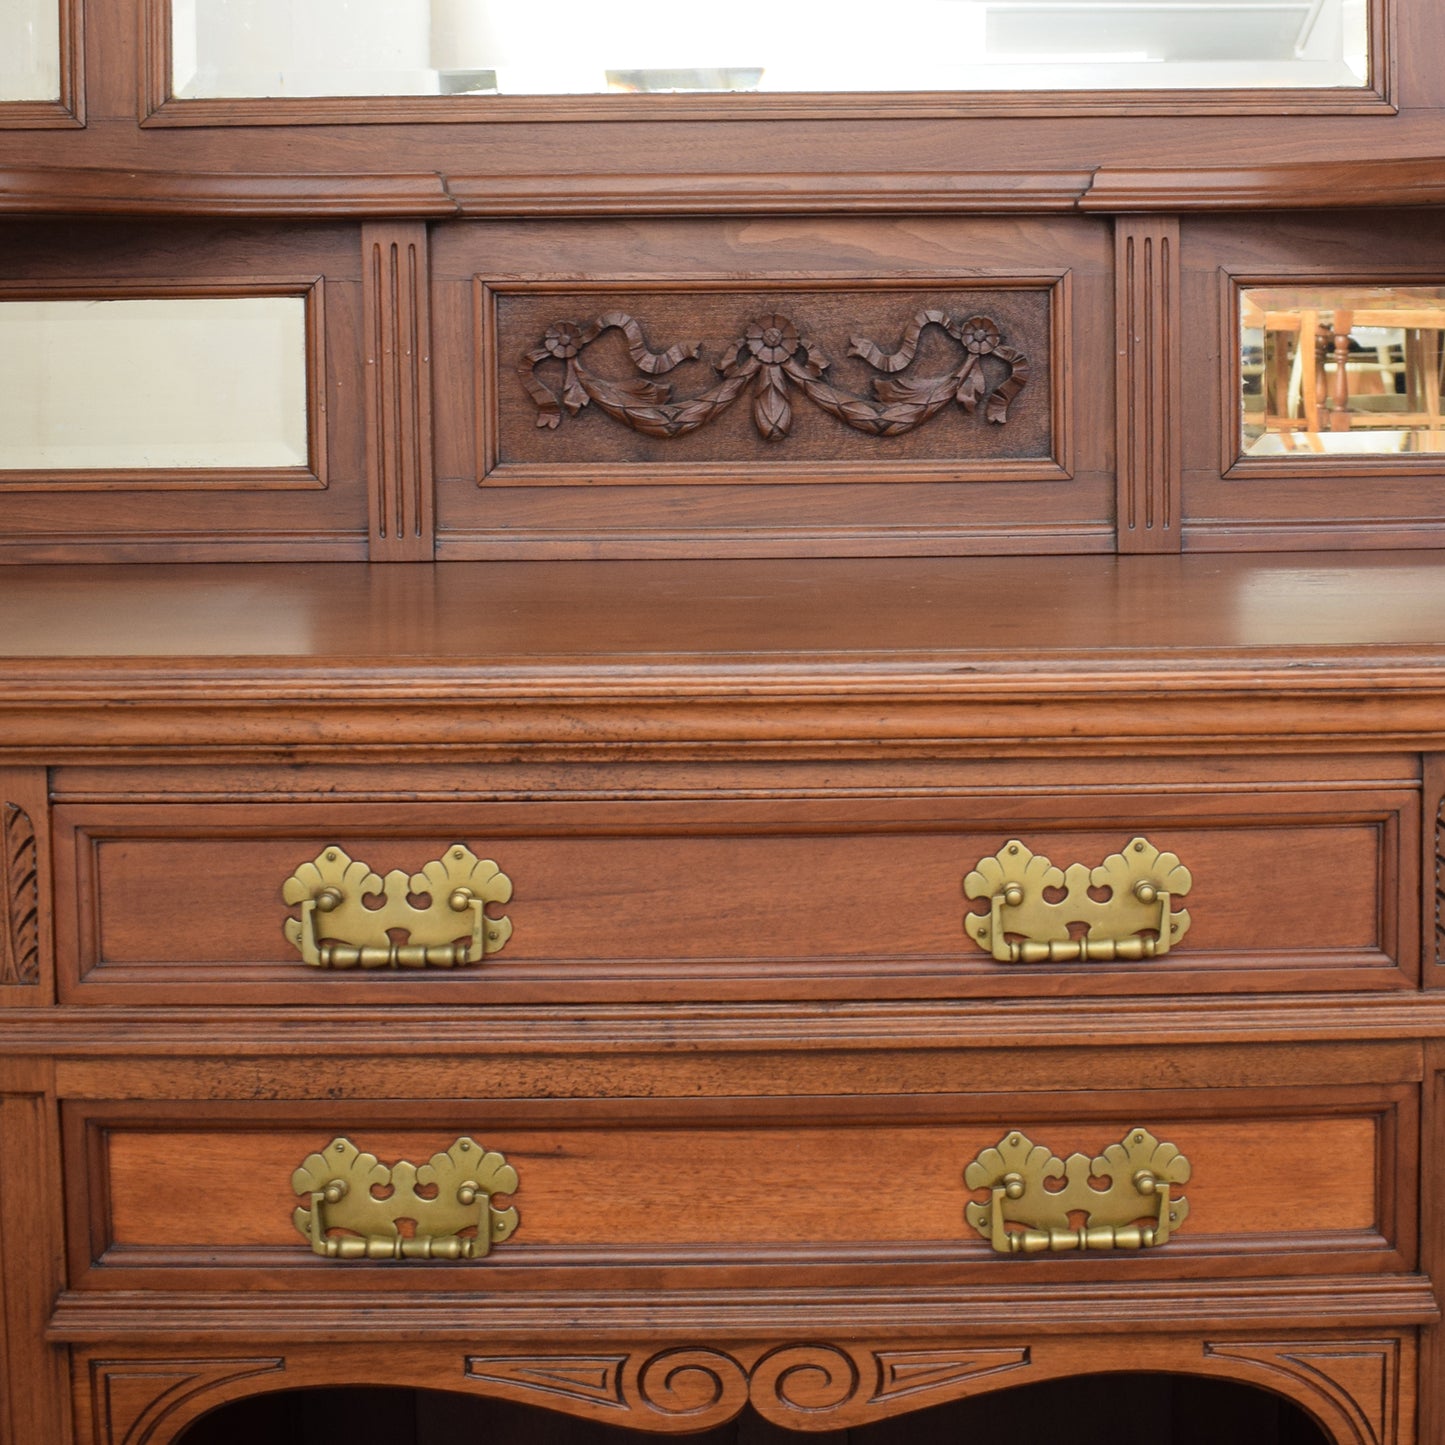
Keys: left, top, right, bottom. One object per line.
{"left": 3, "top": 552, "right": 1445, "bottom": 661}
{"left": 2, "top": 553, "right": 1444, "bottom": 754}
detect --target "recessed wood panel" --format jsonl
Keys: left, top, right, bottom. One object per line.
{"left": 1179, "top": 209, "right": 1445, "bottom": 551}
{"left": 53, "top": 782, "right": 1418, "bottom": 1005}
{"left": 486, "top": 283, "right": 1057, "bottom": 482}
{"left": 70, "top": 1084, "right": 1407, "bottom": 1292}
{"left": 0, "top": 220, "right": 368, "bottom": 562}
{"left": 433, "top": 216, "right": 1111, "bottom": 558}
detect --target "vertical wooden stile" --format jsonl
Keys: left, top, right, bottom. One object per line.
{"left": 363, "top": 222, "right": 436, "bottom": 561}
{"left": 1115, "top": 216, "right": 1182, "bottom": 553}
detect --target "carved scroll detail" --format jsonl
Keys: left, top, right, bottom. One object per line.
{"left": 1, "top": 802, "right": 40, "bottom": 985}
{"left": 88, "top": 1357, "right": 285, "bottom": 1445}
{"left": 465, "top": 1343, "right": 1032, "bottom": 1430}
{"left": 521, "top": 309, "right": 1029, "bottom": 442}
{"left": 1205, "top": 1339, "right": 1400, "bottom": 1445}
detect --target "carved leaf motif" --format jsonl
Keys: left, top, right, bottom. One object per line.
{"left": 1, "top": 802, "right": 40, "bottom": 985}
{"left": 753, "top": 370, "right": 792, "bottom": 441}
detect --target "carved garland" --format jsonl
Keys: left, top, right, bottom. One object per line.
{"left": 521, "top": 309, "right": 1030, "bottom": 442}
{"left": 1, "top": 802, "right": 39, "bottom": 985}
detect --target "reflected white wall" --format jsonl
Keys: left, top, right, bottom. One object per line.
{"left": 0, "top": 298, "right": 309, "bottom": 471}
{"left": 0, "top": 0, "right": 61, "bottom": 102}
{"left": 174, "top": 0, "right": 437, "bottom": 98}
{"left": 172, "top": 0, "right": 1372, "bottom": 96}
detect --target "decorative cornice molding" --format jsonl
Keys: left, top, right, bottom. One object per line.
{"left": 49, "top": 1275, "right": 1438, "bottom": 1345}
{"left": 8, "top": 157, "right": 1445, "bottom": 221}
{"left": 1084, "top": 157, "right": 1445, "bottom": 212}
{"left": 0, "top": 168, "right": 456, "bottom": 218}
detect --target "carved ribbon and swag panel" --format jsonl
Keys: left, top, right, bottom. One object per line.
{"left": 521, "top": 309, "right": 1029, "bottom": 441}
{"left": 486, "top": 286, "right": 1057, "bottom": 481}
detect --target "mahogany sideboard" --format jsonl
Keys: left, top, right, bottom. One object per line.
{"left": 7, "top": 1, "right": 1445, "bottom": 1440}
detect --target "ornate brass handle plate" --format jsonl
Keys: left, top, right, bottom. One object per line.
{"left": 965, "top": 1128, "right": 1191, "bottom": 1254}
{"left": 964, "top": 836, "right": 1191, "bottom": 963}
{"left": 292, "top": 1137, "right": 519, "bottom": 1260}
{"left": 282, "top": 844, "right": 512, "bottom": 968}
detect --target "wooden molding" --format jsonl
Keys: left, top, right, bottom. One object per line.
{"left": 12, "top": 157, "right": 1445, "bottom": 222}
{"left": 0, "top": 1091, "right": 68, "bottom": 1441}
{"left": 1114, "top": 217, "right": 1181, "bottom": 553}
{"left": 1085, "top": 156, "right": 1445, "bottom": 213}
{"left": 1205, "top": 1339, "right": 1403, "bottom": 1445}
{"left": 451, "top": 170, "right": 1093, "bottom": 217}
{"left": 363, "top": 224, "right": 436, "bottom": 560}
{"left": 0, "top": 168, "right": 456, "bottom": 218}
{"left": 85, "top": 1357, "right": 285, "bottom": 1445}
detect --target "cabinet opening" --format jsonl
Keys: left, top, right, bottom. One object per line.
{"left": 175, "top": 1372, "right": 1334, "bottom": 1443}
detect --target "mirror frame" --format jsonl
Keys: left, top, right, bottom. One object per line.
{"left": 1224, "top": 269, "right": 1445, "bottom": 481}
{"left": 0, "top": 0, "right": 84, "bottom": 129}
{"left": 140, "top": 0, "right": 1394, "bottom": 126}
{"left": 0, "top": 278, "right": 327, "bottom": 491}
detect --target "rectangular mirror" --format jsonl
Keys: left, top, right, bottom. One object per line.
{"left": 1240, "top": 285, "right": 1445, "bottom": 457}
{"left": 0, "top": 296, "right": 310, "bottom": 472}
{"left": 172, "top": 0, "right": 1370, "bottom": 99}
{"left": 1, "top": 0, "right": 61, "bottom": 101}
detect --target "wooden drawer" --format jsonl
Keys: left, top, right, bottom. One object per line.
{"left": 52, "top": 757, "right": 1419, "bottom": 1003}
{"left": 64, "top": 1072, "right": 1415, "bottom": 1295}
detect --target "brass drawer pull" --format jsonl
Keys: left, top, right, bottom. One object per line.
{"left": 292, "top": 1136, "right": 519, "bottom": 1260}
{"left": 282, "top": 844, "right": 512, "bottom": 968}
{"left": 964, "top": 836, "right": 1191, "bottom": 963}
{"left": 965, "top": 1128, "right": 1191, "bottom": 1254}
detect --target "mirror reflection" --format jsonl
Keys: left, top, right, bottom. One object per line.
{"left": 0, "top": 297, "right": 309, "bottom": 472}
{"left": 1241, "top": 286, "right": 1445, "bottom": 457}
{"left": 172, "top": 0, "right": 1370, "bottom": 99}
{"left": 1, "top": 0, "right": 61, "bottom": 102}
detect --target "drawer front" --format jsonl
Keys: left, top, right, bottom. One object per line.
{"left": 53, "top": 772, "right": 1418, "bottom": 1003}
{"left": 66, "top": 1082, "right": 1412, "bottom": 1293}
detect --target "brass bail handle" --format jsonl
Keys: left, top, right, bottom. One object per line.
{"left": 964, "top": 836, "right": 1192, "bottom": 964}
{"left": 965, "top": 1128, "right": 1192, "bottom": 1255}
{"left": 986, "top": 1165, "right": 1174, "bottom": 1254}
{"left": 282, "top": 844, "right": 513, "bottom": 969}
{"left": 292, "top": 1137, "right": 520, "bottom": 1261}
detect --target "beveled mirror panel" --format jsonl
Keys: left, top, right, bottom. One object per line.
{"left": 1, "top": 0, "right": 61, "bottom": 101}
{"left": 172, "top": 0, "right": 1370, "bottom": 99}
{"left": 0, "top": 297, "right": 310, "bottom": 472}
{"left": 1241, "top": 285, "right": 1445, "bottom": 457}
